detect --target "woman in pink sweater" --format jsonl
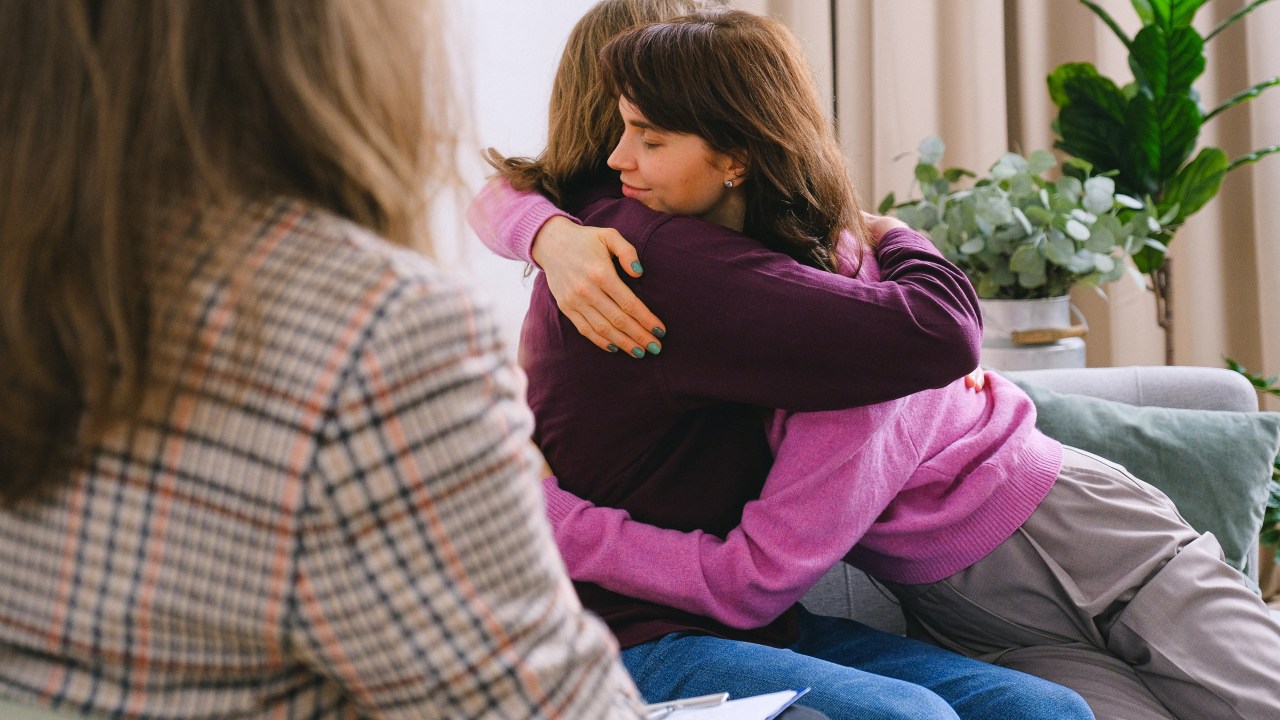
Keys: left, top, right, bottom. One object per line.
{"left": 471, "top": 9, "right": 1280, "bottom": 720}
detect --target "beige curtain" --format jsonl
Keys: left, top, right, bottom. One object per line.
{"left": 739, "top": 0, "right": 1280, "bottom": 411}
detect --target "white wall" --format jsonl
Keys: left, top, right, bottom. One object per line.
{"left": 436, "top": 0, "right": 599, "bottom": 354}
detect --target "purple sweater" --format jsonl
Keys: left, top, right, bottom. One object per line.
{"left": 469, "top": 176, "right": 990, "bottom": 647}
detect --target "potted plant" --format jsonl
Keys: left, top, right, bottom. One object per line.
{"left": 1048, "top": 0, "right": 1280, "bottom": 362}
{"left": 881, "top": 135, "right": 1157, "bottom": 369}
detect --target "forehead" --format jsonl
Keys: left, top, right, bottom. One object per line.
{"left": 618, "top": 96, "right": 657, "bottom": 130}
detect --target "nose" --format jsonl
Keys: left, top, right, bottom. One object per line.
{"left": 607, "top": 137, "right": 632, "bottom": 172}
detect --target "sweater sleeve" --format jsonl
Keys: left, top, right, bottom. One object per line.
{"left": 542, "top": 402, "right": 914, "bottom": 629}
{"left": 636, "top": 219, "right": 982, "bottom": 412}
{"left": 466, "top": 177, "right": 579, "bottom": 265}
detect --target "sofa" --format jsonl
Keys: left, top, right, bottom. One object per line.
{"left": 799, "top": 364, "right": 1273, "bottom": 634}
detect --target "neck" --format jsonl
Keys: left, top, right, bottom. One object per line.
{"left": 704, "top": 193, "right": 746, "bottom": 232}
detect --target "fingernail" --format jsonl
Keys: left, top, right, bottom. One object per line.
{"left": 646, "top": 342, "right": 661, "bottom": 356}
{"left": 631, "top": 261, "right": 644, "bottom": 274}
{"left": 652, "top": 327, "right": 666, "bottom": 338}
{"left": 631, "top": 347, "right": 645, "bottom": 358}
{"left": 607, "top": 344, "right": 619, "bottom": 353}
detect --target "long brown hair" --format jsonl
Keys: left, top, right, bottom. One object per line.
{"left": 600, "top": 8, "right": 868, "bottom": 271}
{"left": 0, "top": 0, "right": 456, "bottom": 505}
{"left": 487, "top": 0, "right": 706, "bottom": 204}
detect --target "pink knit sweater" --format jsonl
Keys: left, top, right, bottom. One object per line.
{"left": 469, "top": 178, "right": 1063, "bottom": 629}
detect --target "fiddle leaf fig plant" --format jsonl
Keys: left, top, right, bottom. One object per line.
{"left": 1049, "top": 0, "right": 1280, "bottom": 274}
{"left": 880, "top": 136, "right": 1158, "bottom": 300}
{"left": 1051, "top": 0, "right": 1280, "bottom": 362}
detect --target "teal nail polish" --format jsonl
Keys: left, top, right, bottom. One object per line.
{"left": 652, "top": 327, "right": 666, "bottom": 338}
{"left": 647, "top": 342, "right": 662, "bottom": 355}
{"left": 631, "top": 260, "right": 644, "bottom": 274}
{"left": 607, "top": 344, "right": 619, "bottom": 353}
{"left": 630, "top": 347, "right": 645, "bottom": 358}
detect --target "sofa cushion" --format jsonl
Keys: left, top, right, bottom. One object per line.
{"left": 1010, "top": 377, "right": 1280, "bottom": 573}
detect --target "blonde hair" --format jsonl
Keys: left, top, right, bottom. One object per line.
{"left": 488, "top": 0, "right": 706, "bottom": 204}
{"left": 0, "top": 0, "right": 457, "bottom": 504}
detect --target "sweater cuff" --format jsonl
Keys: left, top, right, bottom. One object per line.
{"left": 541, "top": 476, "right": 583, "bottom": 526}
{"left": 514, "top": 207, "right": 576, "bottom": 268}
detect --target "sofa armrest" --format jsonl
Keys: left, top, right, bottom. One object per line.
{"left": 1001, "top": 365, "right": 1259, "bottom": 413}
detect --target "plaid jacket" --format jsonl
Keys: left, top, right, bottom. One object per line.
{"left": 0, "top": 199, "right": 642, "bottom": 719}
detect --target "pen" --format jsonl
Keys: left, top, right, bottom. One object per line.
{"left": 643, "top": 692, "right": 729, "bottom": 719}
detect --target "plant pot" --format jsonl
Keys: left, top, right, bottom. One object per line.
{"left": 978, "top": 296, "right": 1086, "bottom": 371}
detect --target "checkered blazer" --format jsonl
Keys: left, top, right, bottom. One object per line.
{"left": 0, "top": 199, "right": 641, "bottom": 719}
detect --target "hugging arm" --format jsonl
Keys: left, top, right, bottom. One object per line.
{"left": 467, "top": 177, "right": 664, "bottom": 355}
{"left": 542, "top": 404, "right": 911, "bottom": 629}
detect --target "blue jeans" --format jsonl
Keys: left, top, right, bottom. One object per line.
{"left": 621, "top": 608, "right": 1093, "bottom": 720}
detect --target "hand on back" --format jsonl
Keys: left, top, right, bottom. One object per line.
{"left": 532, "top": 216, "right": 666, "bottom": 357}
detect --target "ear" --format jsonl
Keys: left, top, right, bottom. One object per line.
{"left": 723, "top": 149, "right": 749, "bottom": 184}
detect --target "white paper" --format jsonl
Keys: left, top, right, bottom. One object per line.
{"left": 667, "top": 690, "right": 800, "bottom": 720}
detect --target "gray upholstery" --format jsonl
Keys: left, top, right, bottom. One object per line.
{"left": 800, "top": 366, "right": 1263, "bottom": 634}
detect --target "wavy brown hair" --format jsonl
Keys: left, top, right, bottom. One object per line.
{"left": 487, "top": 0, "right": 707, "bottom": 204}
{"left": 0, "top": 0, "right": 456, "bottom": 505}
{"left": 600, "top": 8, "right": 869, "bottom": 271}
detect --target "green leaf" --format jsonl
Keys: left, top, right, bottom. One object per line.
{"left": 976, "top": 275, "right": 1001, "bottom": 298}
{"left": 1123, "top": 90, "right": 1201, "bottom": 198}
{"left": 1130, "top": 0, "right": 1155, "bottom": 25}
{"left": 1024, "top": 205, "right": 1053, "bottom": 227}
{"left": 1055, "top": 74, "right": 1129, "bottom": 176}
{"left": 1087, "top": 226, "right": 1117, "bottom": 252}
{"left": 943, "top": 167, "right": 977, "bottom": 182}
{"left": 1161, "top": 146, "right": 1229, "bottom": 220}
{"left": 916, "top": 163, "right": 940, "bottom": 185}
{"left": 1083, "top": 176, "right": 1116, "bottom": 214}
{"left": 1048, "top": 62, "right": 1101, "bottom": 108}
{"left": 1010, "top": 244, "right": 1045, "bottom": 274}
{"left": 1115, "top": 193, "right": 1146, "bottom": 209}
{"left": 1129, "top": 25, "right": 1204, "bottom": 98}
{"left": 1146, "top": 0, "right": 1207, "bottom": 30}
{"left": 878, "top": 192, "right": 896, "bottom": 215}
{"left": 1046, "top": 230, "right": 1075, "bottom": 263}
{"left": 1133, "top": 243, "right": 1167, "bottom": 273}
{"left": 1027, "top": 149, "right": 1057, "bottom": 175}
{"left": 1065, "top": 218, "right": 1091, "bottom": 241}
{"left": 959, "top": 237, "right": 986, "bottom": 255}
{"left": 919, "top": 135, "right": 945, "bottom": 165}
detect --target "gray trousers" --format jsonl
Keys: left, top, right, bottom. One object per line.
{"left": 883, "top": 447, "right": 1280, "bottom": 720}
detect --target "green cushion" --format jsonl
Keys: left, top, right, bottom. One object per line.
{"left": 1010, "top": 377, "right": 1280, "bottom": 572}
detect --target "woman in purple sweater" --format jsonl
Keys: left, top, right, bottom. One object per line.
{"left": 472, "top": 7, "right": 1280, "bottom": 720}
{"left": 476, "top": 4, "right": 1096, "bottom": 720}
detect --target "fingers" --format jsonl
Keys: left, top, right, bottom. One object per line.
{"left": 963, "top": 367, "right": 986, "bottom": 392}
{"left": 604, "top": 229, "right": 645, "bottom": 279}
{"left": 564, "top": 306, "right": 648, "bottom": 358}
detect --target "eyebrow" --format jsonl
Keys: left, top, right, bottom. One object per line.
{"left": 625, "top": 117, "right": 659, "bottom": 132}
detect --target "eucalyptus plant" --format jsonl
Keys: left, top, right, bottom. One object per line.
{"left": 881, "top": 136, "right": 1157, "bottom": 300}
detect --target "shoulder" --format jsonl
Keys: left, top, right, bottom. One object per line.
{"left": 228, "top": 198, "right": 501, "bottom": 379}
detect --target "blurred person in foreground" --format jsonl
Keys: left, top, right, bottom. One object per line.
{"left": 0, "top": 1, "right": 645, "bottom": 717}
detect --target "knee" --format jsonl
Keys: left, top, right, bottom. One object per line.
{"left": 985, "top": 677, "right": 1094, "bottom": 720}
{"left": 812, "top": 684, "right": 958, "bottom": 720}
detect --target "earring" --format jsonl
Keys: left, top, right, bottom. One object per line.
{"left": 724, "top": 179, "right": 735, "bottom": 188}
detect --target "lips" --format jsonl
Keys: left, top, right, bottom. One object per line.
{"left": 620, "top": 183, "right": 646, "bottom": 200}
